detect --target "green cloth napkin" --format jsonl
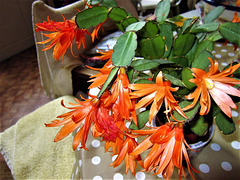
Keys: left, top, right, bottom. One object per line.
{"left": 0, "top": 96, "right": 76, "bottom": 179}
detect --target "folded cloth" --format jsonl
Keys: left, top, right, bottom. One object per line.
{"left": 0, "top": 95, "right": 76, "bottom": 179}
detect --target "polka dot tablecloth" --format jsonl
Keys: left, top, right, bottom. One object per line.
{"left": 71, "top": 42, "right": 240, "bottom": 180}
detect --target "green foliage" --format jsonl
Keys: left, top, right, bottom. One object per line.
{"left": 173, "top": 34, "right": 196, "bottom": 56}
{"left": 108, "top": 7, "right": 128, "bottom": 21}
{"left": 112, "top": 32, "right": 137, "bottom": 67}
{"left": 191, "top": 22, "right": 219, "bottom": 33}
{"left": 76, "top": 6, "right": 108, "bottom": 29}
{"left": 181, "top": 68, "right": 196, "bottom": 90}
{"left": 192, "top": 50, "right": 213, "bottom": 70}
{"left": 129, "top": 110, "right": 150, "bottom": 130}
{"left": 204, "top": 6, "right": 225, "bottom": 23}
{"left": 97, "top": 67, "right": 119, "bottom": 98}
{"left": 170, "top": 101, "right": 200, "bottom": 122}
{"left": 131, "top": 59, "right": 174, "bottom": 71}
{"left": 215, "top": 112, "right": 236, "bottom": 135}
{"left": 126, "top": 21, "right": 146, "bottom": 32}
{"left": 189, "top": 116, "right": 209, "bottom": 136}
{"left": 138, "top": 35, "right": 165, "bottom": 59}
{"left": 162, "top": 73, "right": 185, "bottom": 87}
{"left": 155, "top": 0, "right": 171, "bottom": 22}
{"left": 138, "top": 21, "right": 159, "bottom": 38}
{"left": 219, "top": 22, "right": 240, "bottom": 46}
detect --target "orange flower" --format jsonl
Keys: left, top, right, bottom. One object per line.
{"left": 236, "top": 0, "right": 240, "bottom": 7}
{"left": 131, "top": 123, "right": 198, "bottom": 180}
{"left": 184, "top": 58, "right": 240, "bottom": 117}
{"left": 93, "top": 48, "right": 113, "bottom": 61}
{"left": 104, "top": 68, "right": 137, "bottom": 124}
{"left": 91, "top": 21, "right": 106, "bottom": 42}
{"left": 111, "top": 136, "right": 144, "bottom": 175}
{"left": 92, "top": 106, "right": 122, "bottom": 142}
{"left": 45, "top": 97, "right": 99, "bottom": 150}
{"left": 87, "top": 59, "right": 114, "bottom": 89}
{"left": 35, "top": 15, "right": 91, "bottom": 61}
{"left": 129, "top": 71, "right": 187, "bottom": 123}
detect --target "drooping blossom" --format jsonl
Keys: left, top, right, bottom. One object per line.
{"left": 111, "top": 136, "right": 144, "bottom": 175}
{"left": 104, "top": 67, "right": 137, "bottom": 124}
{"left": 86, "top": 49, "right": 113, "bottom": 89}
{"left": 184, "top": 57, "right": 240, "bottom": 117}
{"left": 91, "top": 20, "right": 107, "bottom": 42}
{"left": 35, "top": 15, "right": 91, "bottom": 61}
{"left": 129, "top": 71, "right": 188, "bottom": 123}
{"left": 93, "top": 48, "right": 114, "bottom": 61}
{"left": 131, "top": 123, "right": 198, "bottom": 180}
{"left": 45, "top": 97, "right": 100, "bottom": 150}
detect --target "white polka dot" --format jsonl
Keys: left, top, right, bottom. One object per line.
{"left": 221, "top": 62, "right": 228, "bottom": 66}
{"left": 157, "top": 173, "right": 164, "bottom": 178}
{"left": 135, "top": 172, "right": 146, "bottom": 180}
{"left": 113, "top": 173, "right": 123, "bottom": 180}
{"left": 211, "top": 143, "right": 221, "bottom": 151}
{"left": 231, "top": 110, "right": 239, "bottom": 117}
{"left": 227, "top": 43, "right": 233, "bottom": 46}
{"left": 92, "top": 156, "right": 101, "bottom": 165}
{"left": 71, "top": 173, "right": 74, "bottom": 180}
{"left": 212, "top": 50, "right": 216, "bottom": 54}
{"left": 199, "top": 164, "right": 210, "bottom": 173}
{"left": 228, "top": 52, "right": 235, "bottom": 57}
{"left": 79, "top": 159, "right": 82, "bottom": 167}
{"left": 125, "top": 121, "right": 131, "bottom": 128}
{"left": 231, "top": 141, "right": 240, "bottom": 150}
{"left": 221, "top": 49, "right": 227, "bottom": 52}
{"left": 215, "top": 54, "right": 222, "bottom": 58}
{"left": 93, "top": 176, "right": 103, "bottom": 180}
{"left": 221, "top": 162, "right": 232, "bottom": 171}
{"left": 92, "top": 140, "right": 100, "bottom": 148}
{"left": 75, "top": 166, "right": 79, "bottom": 175}
{"left": 112, "top": 155, "right": 118, "bottom": 162}
{"left": 216, "top": 43, "right": 222, "bottom": 47}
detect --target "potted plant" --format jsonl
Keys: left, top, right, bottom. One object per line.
{"left": 35, "top": 0, "right": 240, "bottom": 179}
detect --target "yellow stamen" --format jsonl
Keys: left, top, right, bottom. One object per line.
{"left": 205, "top": 78, "right": 214, "bottom": 90}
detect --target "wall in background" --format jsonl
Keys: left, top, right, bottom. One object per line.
{"left": 0, "top": 0, "right": 37, "bottom": 62}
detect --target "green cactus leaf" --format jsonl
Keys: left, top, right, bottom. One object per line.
{"left": 156, "top": 0, "right": 171, "bottom": 22}
{"left": 126, "top": 21, "right": 146, "bottom": 32}
{"left": 138, "top": 35, "right": 165, "bottom": 59}
{"left": 192, "top": 50, "right": 213, "bottom": 70}
{"left": 129, "top": 110, "right": 150, "bottom": 130}
{"left": 219, "top": 22, "right": 240, "bottom": 46}
{"left": 189, "top": 116, "right": 209, "bottom": 136}
{"left": 173, "top": 34, "right": 195, "bottom": 56}
{"left": 76, "top": 6, "right": 108, "bottom": 29}
{"left": 162, "top": 73, "right": 185, "bottom": 87}
{"left": 195, "top": 40, "right": 214, "bottom": 58}
{"left": 204, "top": 6, "right": 225, "bottom": 23}
{"left": 190, "top": 22, "right": 219, "bottom": 33}
{"left": 118, "top": 17, "right": 138, "bottom": 31}
{"left": 170, "top": 101, "right": 200, "bottom": 122}
{"left": 112, "top": 32, "right": 137, "bottom": 66}
{"left": 181, "top": 68, "right": 196, "bottom": 90}
{"left": 159, "top": 23, "right": 173, "bottom": 58}
{"left": 138, "top": 21, "right": 159, "bottom": 38}
{"left": 131, "top": 59, "right": 174, "bottom": 71}
{"left": 215, "top": 111, "right": 236, "bottom": 135}
{"left": 108, "top": 7, "right": 128, "bottom": 22}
